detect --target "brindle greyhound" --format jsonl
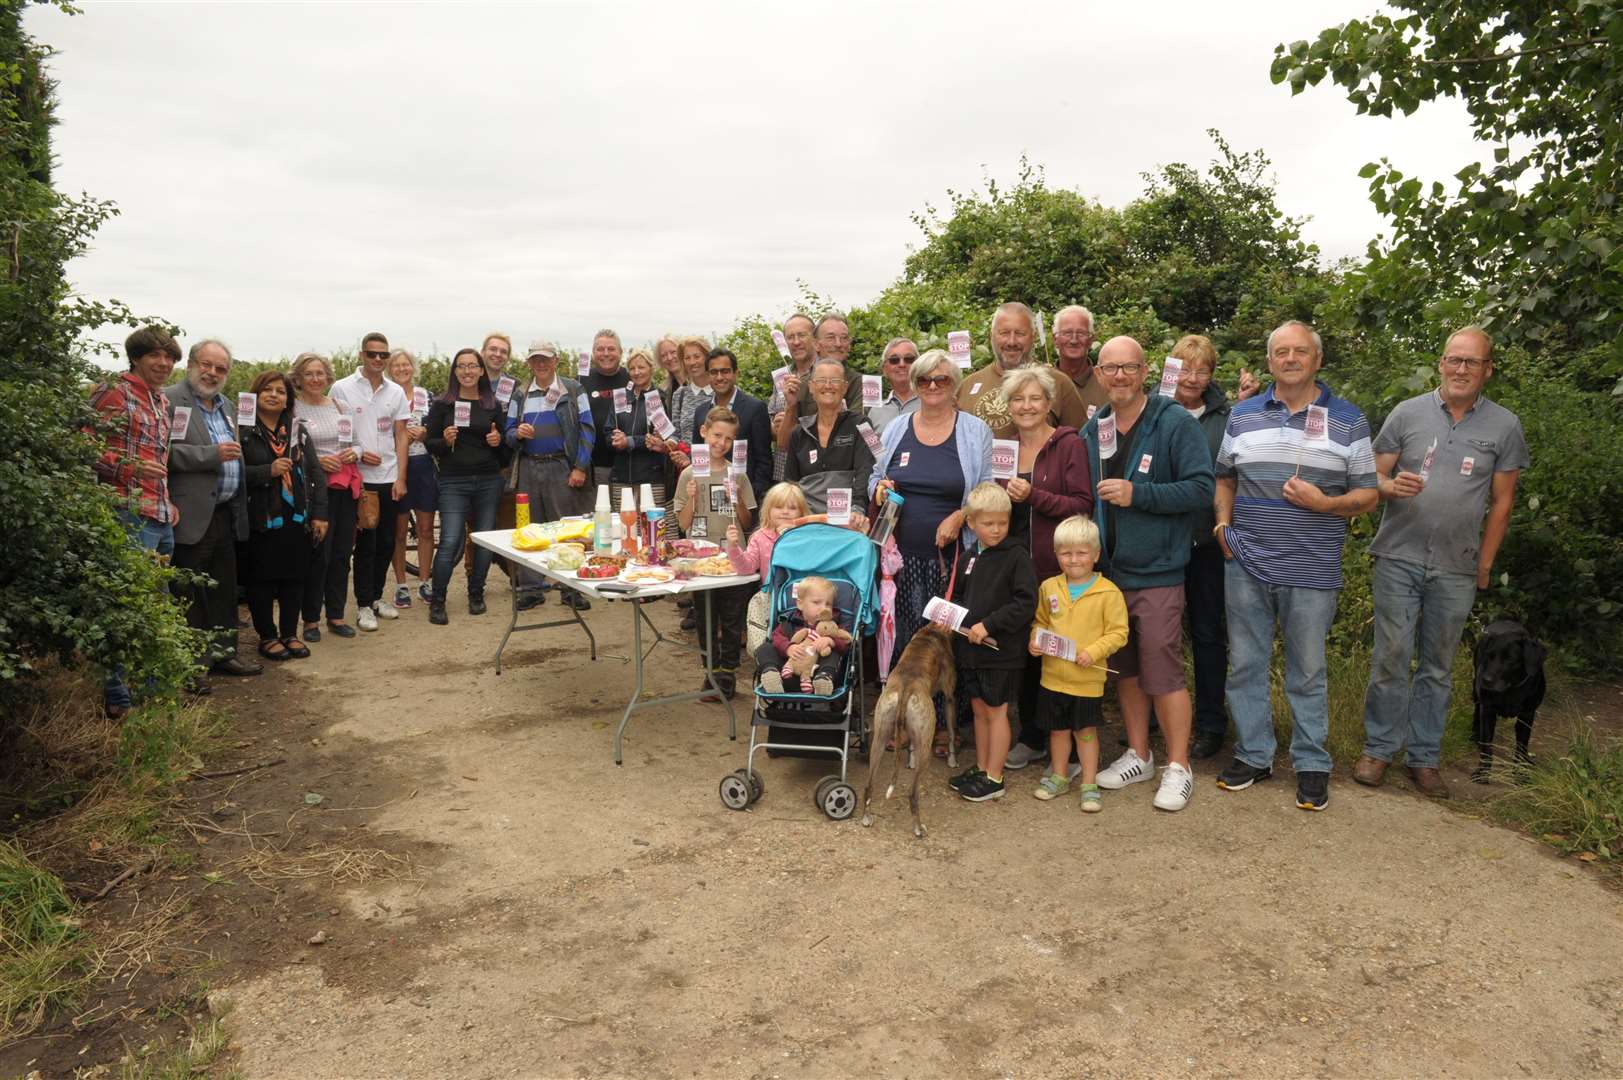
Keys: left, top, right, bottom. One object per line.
{"left": 861, "top": 623, "right": 957, "bottom": 839}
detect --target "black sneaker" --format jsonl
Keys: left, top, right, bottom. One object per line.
{"left": 563, "top": 591, "right": 591, "bottom": 611}
{"left": 516, "top": 592, "right": 545, "bottom": 611}
{"left": 1191, "top": 730, "right": 1225, "bottom": 760}
{"left": 468, "top": 595, "right": 487, "bottom": 616}
{"left": 428, "top": 601, "right": 448, "bottom": 626}
{"left": 947, "top": 766, "right": 984, "bottom": 792}
{"left": 960, "top": 773, "right": 1006, "bottom": 802}
{"left": 1295, "top": 771, "right": 1330, "bottom": 812}
{"left": 1216, "top": 759, "right": 1273, "bottom": 791}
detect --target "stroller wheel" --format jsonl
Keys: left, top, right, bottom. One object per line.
{"left": 812, "top": 775, "right": 837, "bottom": 811}
{"left": 719, "top": 771, "right": 752, "bottom": 811}
{"left": 747, "top": 772, "right": 764, "bottom": 804}
{"left": 821, "top": 780, "right": 858, "bottom": 821}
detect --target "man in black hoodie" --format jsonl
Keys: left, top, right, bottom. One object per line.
{"left": 579, "top": 329, "right": 630, "bottom": 491}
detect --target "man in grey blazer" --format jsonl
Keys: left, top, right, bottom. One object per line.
{"left": 167, "top": 339, "right": 260, "bottom": 677}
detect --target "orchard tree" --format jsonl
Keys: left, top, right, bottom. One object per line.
{"left": 1274, "top": 1, "right": 1623, "bottom": 377}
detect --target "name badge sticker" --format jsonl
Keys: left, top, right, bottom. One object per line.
{"left": 1086, "top": 404, "right": 1098, "bottom": 420}
{"left": 897, "top": 451, "right": 911, "bottom": 468}
{"left": 1460, "top": 456, "right": 1475, "bottom": 476}
{"left": 376, "top": 416, "right": 392, "bottom": 434}
{"left": 169, "top": 406, "right": 192, "bottom": 441}
{"left": 1048, "top": 594, "right": 1060, "bottom": 614}
{"left": 808, "top": 448, "right": 818, "bottom": 465}
{"left": 1138, "top": 453, "right": 1153, "bottom": 474}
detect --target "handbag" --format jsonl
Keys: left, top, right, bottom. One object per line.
{"left": 358, "top": 489, "right": 380, "bottom": 530}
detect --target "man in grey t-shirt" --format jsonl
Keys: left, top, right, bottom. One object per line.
{"left": 1355, "top": 327, "right": 1530, "bottom": 798}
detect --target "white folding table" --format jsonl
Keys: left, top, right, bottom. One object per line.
{"left": 469, "top": 530, "right": 758, "bottom": 764}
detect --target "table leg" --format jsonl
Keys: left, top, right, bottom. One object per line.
{"left": 613, "top": 599, "right": 647, "bottom": 766}
{"left": 496, "top": 582, "right": 599, "bottom": 674}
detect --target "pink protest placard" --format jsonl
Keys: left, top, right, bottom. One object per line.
{"left": 947, "top": 330, "right": 972, "bottom": 370}
{"left": 856, "top": 421, "right": 881, "bottom": 456}
{"left": 1419, "top": 437, "right": 1438, "bottom": 481}
{"left": 169, "top": 406, "right": 192, "bottom": 441}
{"left": 771, "top": 329, "right": 791, "bottom": 359}
{"left": 454, "top": 401, "right": 472, "bottom": 428}
{"left": 336, "top": 416, "right": 354, "bottom": 445}
{"left": 861, "top": 375, "right": 882, "bottom": 408}
{"left": 827, "top": 488, "right": 851, "bottom": 525}
{"left": 990, "top": 439, "right": 1018, "bottom": 480}
{"left": 1034, "top": 628, "right": 1077, "bottom": 662}
{"left": 412, "top": 387, "right": 429, "bottom": 415}
{"left": 612, "top": 388, "right": 628, "bottom": 414}
{"left": 922, "top": 596, "right": 969, "bottom": 631}
{"left": 1158, "top": 356, "right": 1183, "bottom": 397}
{"left": 495, "top": 374, "right": 517, "bottom": 405}
{"left": 692, "top": 445, "right": 711, "bottom": 477}
{"left": 1098, "top": 415, "right": 1117, "bottom": 460}
{"left": 236, "top": 392, "right": 257, "bottom": 427}
{"left": 1303, "top": 404, "right": 1329, "bottom": 442}
{"left": 731, "top": 439, "right": 747, "bottom": 476}
{"left": 577, "top": 352, "right": 591, "bottom": 378}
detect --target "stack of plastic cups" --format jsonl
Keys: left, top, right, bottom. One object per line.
{"left": 593, "top": 484, "right": 613, "bottom": 553}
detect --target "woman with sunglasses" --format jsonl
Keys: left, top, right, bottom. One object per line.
{"left": 868, "top": 349, "right": 994, "bottom": 753}
{"left": 423, "top": 348, "right": 511, "bottom": 624}
{"left": 865, "top": 337, "right": 922, "bottom": 436}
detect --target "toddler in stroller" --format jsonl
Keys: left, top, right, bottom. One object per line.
{"left": 754, "top": 575, "right": 853, "bottom": 696}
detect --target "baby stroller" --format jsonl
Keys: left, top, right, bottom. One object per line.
{"left": 718, "top": 523, "right": 878, "bottom": 820}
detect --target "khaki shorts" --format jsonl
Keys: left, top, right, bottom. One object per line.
{"left": 1114, "top": 584, "right": 1187, "bottom": 696}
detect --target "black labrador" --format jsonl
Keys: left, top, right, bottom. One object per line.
{"left": 1472, "top": 619, "right": 1546, "bottom": 782}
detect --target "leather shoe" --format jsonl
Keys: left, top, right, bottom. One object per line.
{"left": 1191, "top": 730, "right": 1225, "bottom": 760}
{"left": 1352, "top": 754, "right": 1388, "bottom": 787}
{"left": 211, "top": 656, "right": 263, "bottom": 677}
{"left": 1407, "top": 765, "right": 1450, "bottom": 799}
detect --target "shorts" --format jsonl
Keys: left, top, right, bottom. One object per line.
{"left": 961, "top": 667, "right": 1019, "bottom": 707}
{"left": 1034, "top": 686, "right": 1103, "bottom": 732}
{"left": 1114, "top": 584, "right": 1187, "bottom": 696}
{"left": 398, "top": 454, "right": 439, "bottom": 513}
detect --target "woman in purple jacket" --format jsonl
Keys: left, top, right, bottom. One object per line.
{"left": 998, "top": 365, "right": 1096, "bottom": 771}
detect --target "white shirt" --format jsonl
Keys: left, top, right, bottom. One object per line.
{"left": 332, "top": 370, "right": 410, "bottom": 484}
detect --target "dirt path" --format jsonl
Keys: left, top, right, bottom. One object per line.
{"left": 196, "top": 568, "right": 1621, "bottom": 1079}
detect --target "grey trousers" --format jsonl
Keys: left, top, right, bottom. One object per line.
{"left": 512, "top": 455, "right": 593, "bottom": 589}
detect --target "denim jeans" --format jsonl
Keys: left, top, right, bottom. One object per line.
{"left": 106, "top": 511, "right": 176, "bottom": 709}
{"left": 1224, "top": 560, "right": 1340, "bottom": 773}
{"left": 1361, "top": 557, "right": 1477, "bottom": 768}
{"left": 431, "top": 473, "right": 502, "bottom": 601}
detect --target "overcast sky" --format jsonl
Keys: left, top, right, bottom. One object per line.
{"left": 31, "top": 1, "right": 1486, "bottom": 366}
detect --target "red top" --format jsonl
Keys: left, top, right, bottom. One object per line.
{"left": 89, "top": 372, "right": 176, "bottom": 524}
{"left": 1025, "top": 426, "right": 1094, "bottom": 581}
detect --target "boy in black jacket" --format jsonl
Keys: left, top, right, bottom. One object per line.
{"left": 949, "top": 482, "right": 1039, "bottom": 802}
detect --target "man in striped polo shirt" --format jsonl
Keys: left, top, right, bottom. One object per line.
{"left": 1212, "top": 321, "right": 1378, "bottom": 811}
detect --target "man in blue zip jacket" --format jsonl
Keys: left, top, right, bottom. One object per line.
{"left": 1080, "top": 337, "right": 1215, "bottom": 813}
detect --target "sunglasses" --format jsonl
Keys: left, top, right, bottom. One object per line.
{"left": 362, "top": 349, "right": 390, "bottom": 360}
{"left": 917, "top": 374, "right": 953, "bottom": 389}
{"left": 885, "top": 354, "right": 919, "bottom": 365}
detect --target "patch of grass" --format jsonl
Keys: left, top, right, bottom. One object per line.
{"left": 0, "top": 838, "right": 99, "bottom": 1040}
{"left": 1489, "top": 726, "right": 1623, "bottom": 867}
{"left": 118, "top": 1016, "right": 237, "bottom": 1080}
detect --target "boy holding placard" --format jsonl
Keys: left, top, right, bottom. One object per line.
{"left": 1028, "top": 515, "right": 1129, "bottom": 811}
{"left": 947, "top": 483, "right": 1038, "bottom": 802}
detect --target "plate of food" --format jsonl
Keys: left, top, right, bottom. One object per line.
{"left": 693, "top": 555, "right": 737, "bottom": 577}
{"left": 620, "top": 565, "right": 676, "bottom": 585}
{"left": 576, "top": 554, "right": 626, "bottom": 580}
{"left": 670, "top": 538, "right": 721, "bottom": 558}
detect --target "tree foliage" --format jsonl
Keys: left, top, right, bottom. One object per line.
{"left": 0, "top": 1, "right": 200, "bottom": 706}
{"left": 1274, "top": 1, "right": 1623, "bottom": 378}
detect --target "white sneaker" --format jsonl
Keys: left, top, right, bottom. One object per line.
{"left": 1097, "top": 748, "right": 1154, "bottom": 790}
{"left": 1005, "top": 743, "right": 1047, "bottom": 770}
{"left": 1153, "top": 762, "right": 1194, "bottom": 812}
{"left": 372, "top": 602, "right": 399, "bottom": 621}
{"left": 357, "top": 607, "right": 378, "bottom": 632}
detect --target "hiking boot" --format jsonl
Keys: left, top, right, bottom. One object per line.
{"left": 468, "top": 595, "right": 487, "bottom": 616}
{"left": 1353, "top": 754, "right": 1389, "bottom": 787}
{"left": 1033, "top": 773, "right": 1071, "bottom": 801}
{"left": 1216, "top": 759, "right": 1272, "bottom": 791}
{"left": 1295, "top": 771, "right": 1330, "bottom": 811}
{"left": 428, "top": 601, "right": 448, "bottom": 626}
{"left": 1152, "top": 762, "right": 1194, "bottom": 812}
{"left": 1407, "top": 765, "right": 1450, "bottom": 799}
{"left": 1097, "top": 748, "right": 1154, "bottom": 790}
{"left": 959, "top": 773, "right": 1006, "bottom": 802}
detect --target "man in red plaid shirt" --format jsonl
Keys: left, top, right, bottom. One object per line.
{"left": 89, "top": 326, "right": 182, "bottom": 717}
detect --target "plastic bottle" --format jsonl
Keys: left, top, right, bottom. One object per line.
{"left": 514, "top": 493, "right": 531, "bottom": 528}
{"left": 593, "top": 485, "right": 613, "bottom": 554}
{"left": 868, "top": 491, "right": 904, "bottom": 547}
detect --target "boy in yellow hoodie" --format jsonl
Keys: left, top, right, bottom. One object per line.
{"left": 1029, "top": 515, "right": 1130, "bottom": 812}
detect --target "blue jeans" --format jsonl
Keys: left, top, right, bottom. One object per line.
{"left": 431, "top": 473, "right": 502, "bottom": 601}
{"left": 1224, "top": 560, "right": 1340, "bottom": 773}
{"left": 1361, "top": 557, "right": 1476, "bottom": 768}
{"left": 105, "top": 510, "right": 176, "bottom": 709}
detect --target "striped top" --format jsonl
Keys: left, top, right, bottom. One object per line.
{"left": 1216, "top": 381, "right": 1376, "bottom": 590}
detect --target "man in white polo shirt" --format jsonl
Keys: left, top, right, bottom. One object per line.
{"left": 331, "top": 331, "right": 411, "bottom": 631}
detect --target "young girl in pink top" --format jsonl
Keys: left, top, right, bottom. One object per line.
{"left": 725, "top": 482, "right": 808, "bottom": 574}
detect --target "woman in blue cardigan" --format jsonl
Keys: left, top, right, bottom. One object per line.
{"left": 868, "top": 349, "right": 993, "bottom": 749}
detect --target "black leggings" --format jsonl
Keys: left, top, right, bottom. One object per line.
{"left": 320, "top": 486, "right": 357, "bottom": 621}
{"left": 249, "top": 578, "right": 302, "bottom": 640}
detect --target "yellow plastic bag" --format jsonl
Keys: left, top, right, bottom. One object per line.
{"left": 511, "top": 523, "right": 553, "bottom": 551}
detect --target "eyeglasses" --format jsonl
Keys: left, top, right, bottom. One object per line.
{"left": 706, "top": 367, "right": 734, "bottom": 377}
{"left": 1098, "top": 363, "right": 1144, "bottom": 377}
{"left": 1056, "top": 331, "right": 1090, "bottom": 342}
{"left": 885, "top": 353, "right": 918, "bottom": 365}
{"left": 916, "top": 374, "right": 954, "bottom": 389}
{"left": 1441, "top": 355, "right": 1488, "bottom": 371}
{"left": 362, "top": 349, "right": 390, "bottom": 360}
{"left": 810, "top": 378, "right": 843, "bottom": 388}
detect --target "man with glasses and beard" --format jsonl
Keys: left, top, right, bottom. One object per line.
{"left": 167, "top": 338, "right": 260, "bottom": 678}
{"left": 330, "top": 331, "right": 411, "bottom": 633}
